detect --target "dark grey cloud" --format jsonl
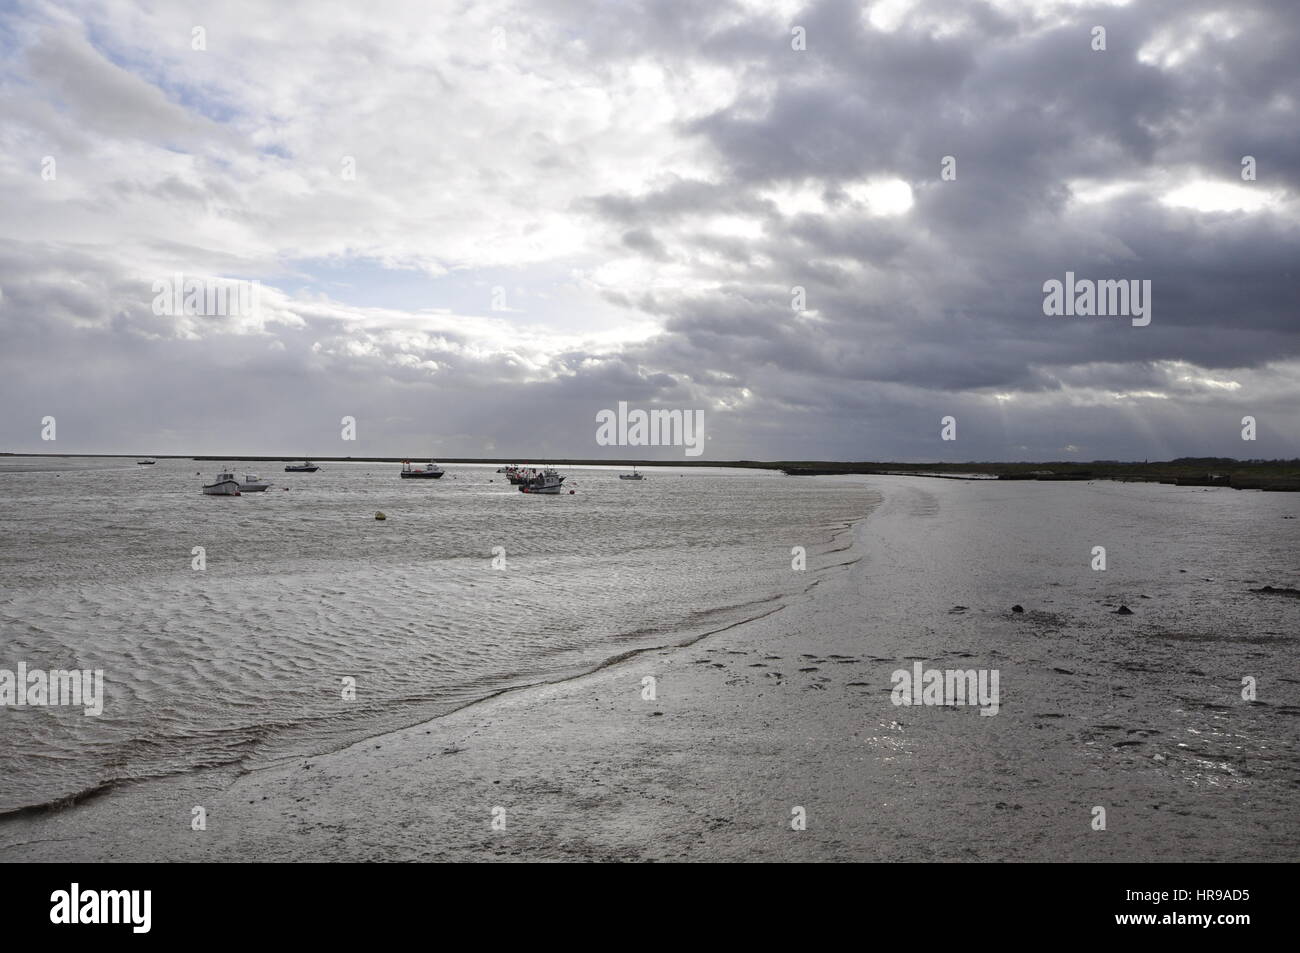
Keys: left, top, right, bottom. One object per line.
{"left": 1, "top": 0, "right": 1297, "bottom": 461}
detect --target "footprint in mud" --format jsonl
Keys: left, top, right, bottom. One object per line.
{"left": 763, "top": 655, "right": 782, "bottom": 660}
{"left": 948, "top": 606, "right": 969, "bottom": 614}
{"left": 749, "top": 663, "right": 767, "bottom": 668}
{"left": 799, "top": 667, "right": 820, "bottom": 672}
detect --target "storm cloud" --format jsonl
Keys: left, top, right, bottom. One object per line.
{"left": 1, "top": 0, "right": 1296, "bottom": 460}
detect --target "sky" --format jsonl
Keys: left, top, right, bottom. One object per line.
{"left": 0, "top": 0, "right": 1296, "bottom": 461}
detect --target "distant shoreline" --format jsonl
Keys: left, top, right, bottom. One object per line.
{"left": 3, "top": 452, "right": 1298, "bottom": 489}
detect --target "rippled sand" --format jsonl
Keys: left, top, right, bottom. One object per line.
{"left": 0, "top": 460, "right": 874, "bottom": 815}
{"left": 2, "top": 475, "right": 1295, "bottom": 861}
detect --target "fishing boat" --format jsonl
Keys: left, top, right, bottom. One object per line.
{"left": 240, "top": 474, "right": 271, "bottom": 492}
{"left": 136, "top": 458, "right": 156, "bottom": 465}
{"left": 619, "top": 467, "right": 644, "bottom": 481}
{"left": 400, "top": 460, "right": 444, "bottom": 479}
{"left": 284, "top": 460, "right": 319, "bottom": 472}
{"left": 201, "top": 471, "right": 242, "bottom": 496}
{"left": 504, "top": 465, "right": 531, "bottom": 485}
{"left": 519, "top": 467, "right": 566, "bottom": 494}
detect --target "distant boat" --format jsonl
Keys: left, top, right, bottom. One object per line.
{"left": 519, "top": 467, "right": 566, "bottom": 494}
{"left": 202, "top": 471, "right": 242, "bottom": 496}
{"left": 400, "top": 459, "right": 444, "bottom": 479}
{"left": 504, "top": 465, "right": 532, "bottom": 485}
{"left": 136, "top": 458, "right": 156, "bottom": 465}
{"left": 240, "top": 474, "right": 271, "bottom": 492}
{"left": 285, "top": 460, "right": 319, "bottom": 472}
{"left": 619, "top": 467, "right": 644, "bottom": 481}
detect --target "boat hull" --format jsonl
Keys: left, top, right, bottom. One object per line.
{"left": 400, "top": 471, "right": 444, "bottom": 479}
{"left": 284, "top": 466, "right": 318, "bottom": 472}
{"left": 202, "top": 481, "right": 242, "bottom": 496}
{"left": 240, "top": 483, "right": 270, "bottom": 492}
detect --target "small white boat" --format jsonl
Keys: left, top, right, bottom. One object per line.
{"left": 240, "top": 474, "right": 271, "bottom": 492}
{"left": 519, "top": 467, "right": 566, "bottom": 494}
{"left": 400, "top": 460, "right": 444, "bottom": 479}
{"left": 202, "top": 471, "right": 242, "bottom": 496}
{"left": 619, "top": 467, "right": 644, "bottom": 481}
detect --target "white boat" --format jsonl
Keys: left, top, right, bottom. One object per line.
{"left": 202, "top": 471, "right": 242, "bottom": 496}
{"left": 400, "top": 460, "right": 444, "bottom": 479}
{"left": 519, "top": 467, "right": 566, "bottom": 494}
{"left": 619, "top": 467, "right": 644, "bottom": 481}
{"left": 240, "top": 474, "right": 271, "bottom": 492}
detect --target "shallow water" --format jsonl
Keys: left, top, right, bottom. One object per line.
{"left": 0, "top": 458, "right": 878, "bottom": 814}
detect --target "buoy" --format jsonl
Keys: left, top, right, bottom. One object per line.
{"left": 375, "top": 511, "right": 386, "bottom": 521}
{"left": 569, "top": 489, "right": 575, "bottom": 494}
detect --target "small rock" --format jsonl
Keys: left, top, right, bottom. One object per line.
{"left": 1011, "top": 604, "right": 1024, "bottom": 613}
{"left": 1115, "top": 605, "right": 1133, "bottom": 615}
{"left": 374, "top": 511, "right": 387, "bottom": 521}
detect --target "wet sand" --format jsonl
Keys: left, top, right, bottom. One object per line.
{"left": 3, "top": 476, "right": 1296, "bottom": 861}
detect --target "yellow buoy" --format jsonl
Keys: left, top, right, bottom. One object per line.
{"left": 374, "top": 511, "right": 387, "bottom": 521}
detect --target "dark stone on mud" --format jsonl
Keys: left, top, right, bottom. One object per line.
{"left": 1115, "top": 605, "right": 1134, "bottom": 615}
{"left": 1250, "top": 585, "right": 1300, "bottom": 597}
{"left": 1011, "top": 604, "right": 1024, "bottom": 613}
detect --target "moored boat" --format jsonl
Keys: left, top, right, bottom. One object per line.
{"left": 136, "top": 458, "right": 156, "bottom": 465}
{"left": 240, "top": 474, "right": 271, "bottom": 492}
{"left": 519, "top": 467, "right": 566, "bottom": 494}
{"left": 619, "top": 467, "right": 644, "bottom": 481}
{"left": 400, "top": 459, "right": 445, "bottom": 479}
{"left": 285, "top": 460, "right": 319, "bottom": 472}
{"left": 202, "top": 471, "right": 242, "bottom": 496}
